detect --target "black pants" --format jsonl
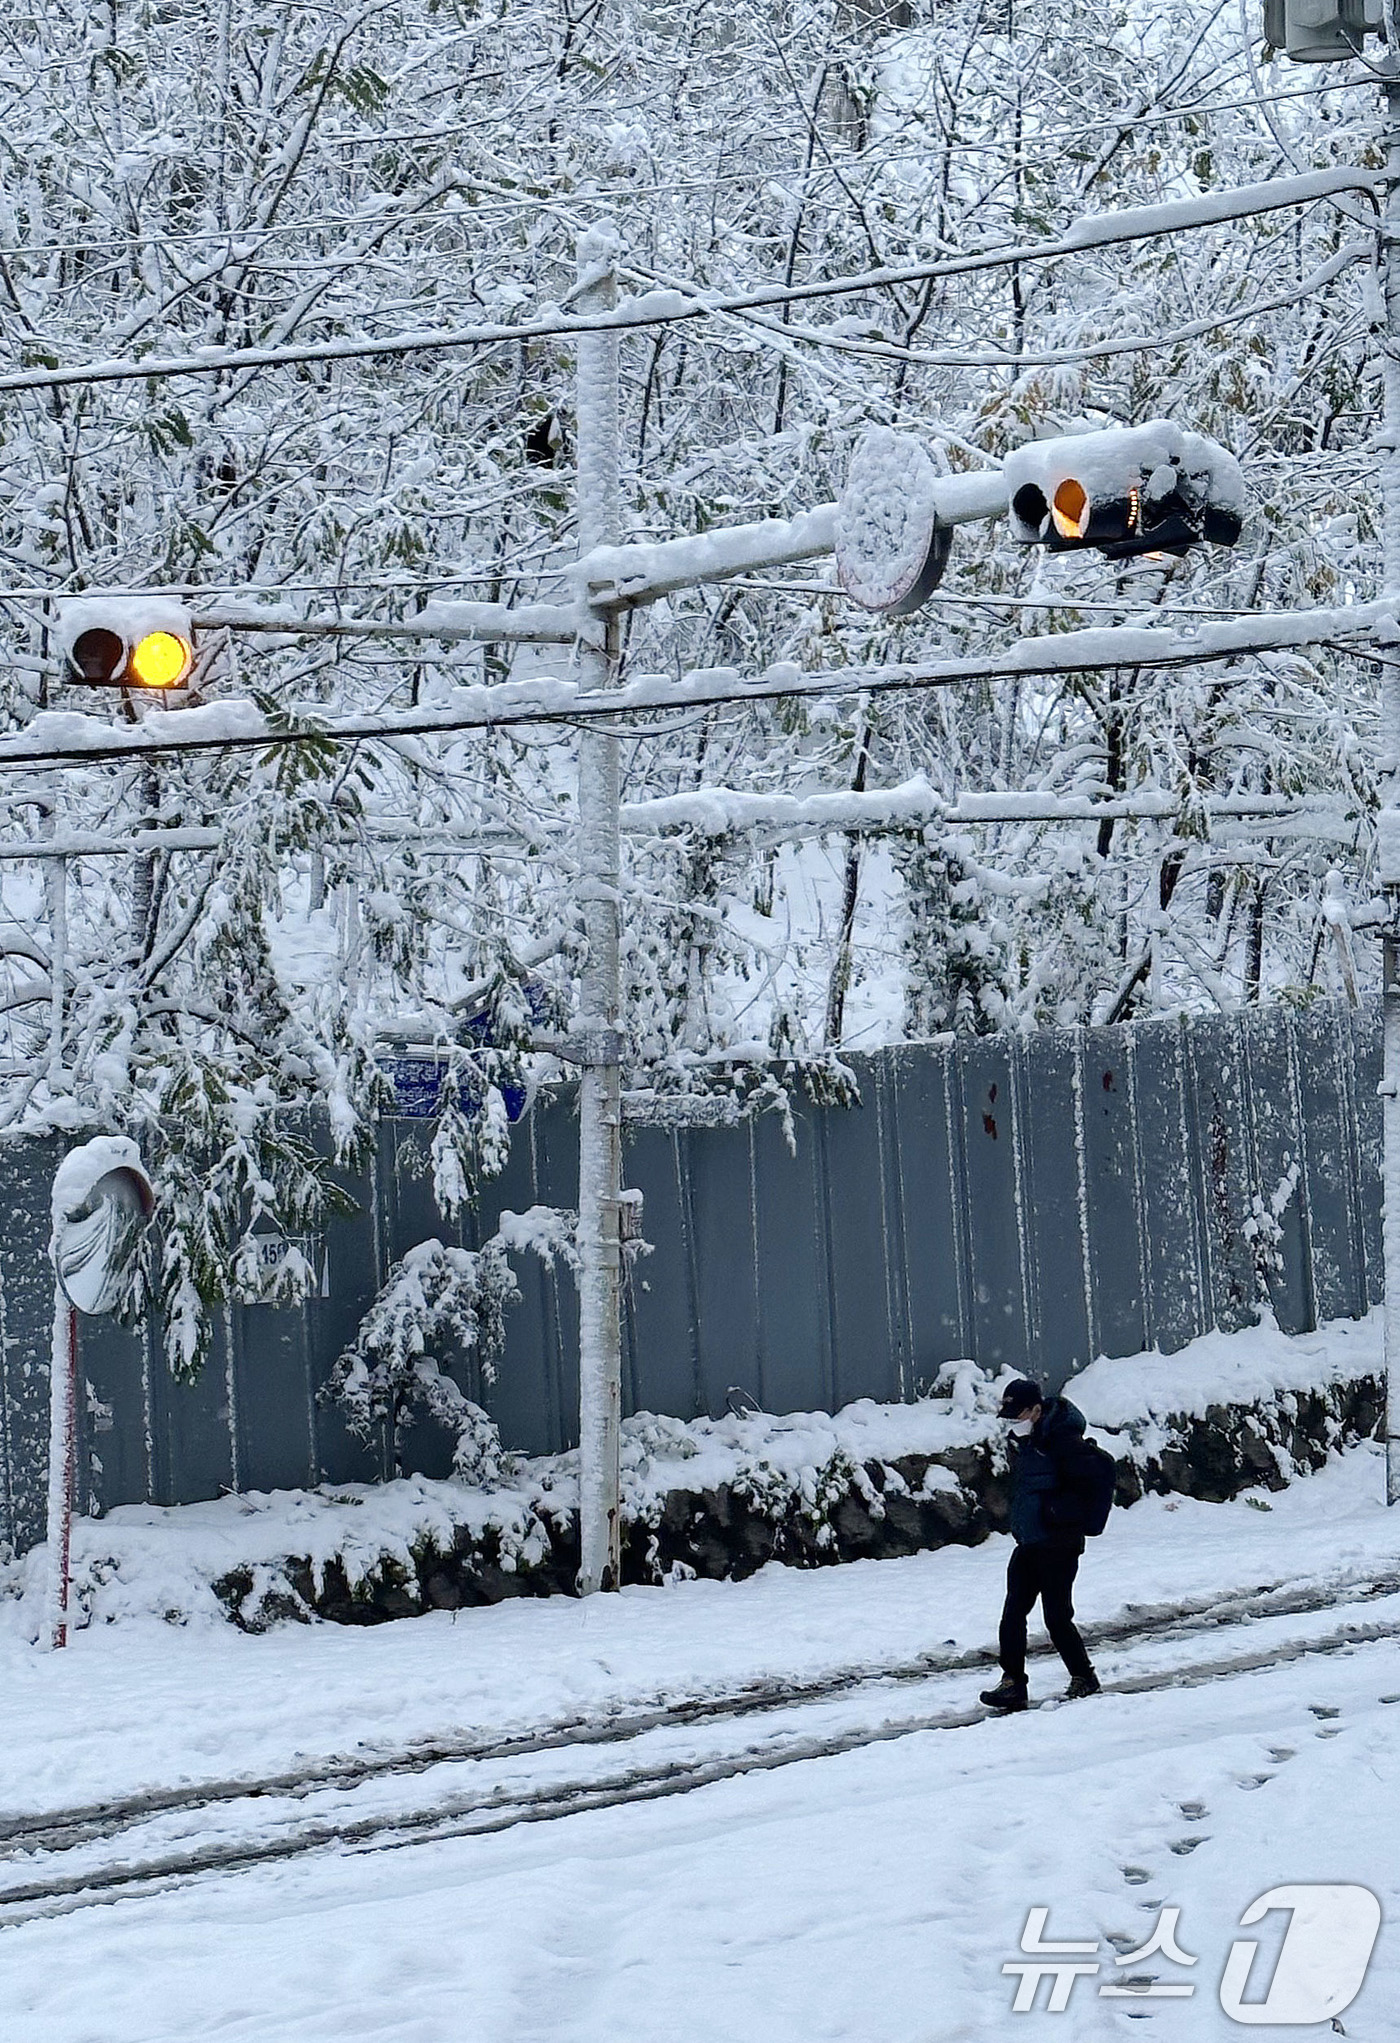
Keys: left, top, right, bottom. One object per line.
{"left": 998, "top": 1543, "right": 1093, "bottom": 1683}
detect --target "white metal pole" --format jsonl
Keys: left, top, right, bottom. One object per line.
{"left": 1380, "top": 72, "right": 1400, "bottom": 1506}
{"left": 41, "top": 1284, "right": 78, "bottom": 1648}
{"left": 573, "top": 224, "right": 625, "bottom": 1592}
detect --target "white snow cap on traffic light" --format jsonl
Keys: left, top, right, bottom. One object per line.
{"left": 56, "top": 594, "right": 194, "bottom": 689}
{"left": 1004, "top": 423, "right": 1244, "bottom": 542}
{"left": 56, "top": 594, "right": 191, "bottom": 657}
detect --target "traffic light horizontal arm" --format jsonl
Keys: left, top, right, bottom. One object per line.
{"left": 580, "top": 473, "right": 1006, "bottom": 611}
{"left": 0, "top": 595, "right": 1394, "bottom": 770}
{"left": 579, "top": 504, "right": 836, "bottom": 608}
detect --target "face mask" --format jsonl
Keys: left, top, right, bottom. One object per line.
{"left": 1009, "top": 1417, "right": 1034, "bottom": 1438}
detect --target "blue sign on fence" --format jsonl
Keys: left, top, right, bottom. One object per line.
{"left": 379, "top": 1053, "right": 530, "bottom": 1123}
{"left": 381, "top": 1055, "right": 449, "bottom": 1120}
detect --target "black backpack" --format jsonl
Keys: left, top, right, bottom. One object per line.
{"left": 1074, "top": 1438, "right": 1118, "bottom": 1536}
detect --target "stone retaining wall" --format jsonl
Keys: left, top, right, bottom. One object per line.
{"left": 212, "top": 1372, "right": 1384, "bottom": 1631}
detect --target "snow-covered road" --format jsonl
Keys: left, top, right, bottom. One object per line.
{"left": 0, "top": 1444, "right": 1397, "bottom": 2040}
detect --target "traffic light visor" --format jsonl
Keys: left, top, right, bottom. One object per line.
{"left": 70, "top": 627, "right": 126, "bottom": 686}
{"left": 130, "top": 630, "right": 191, "bottom": 688}
{"left": 1051, "top": 478, "right": 1090, "bottom": 541}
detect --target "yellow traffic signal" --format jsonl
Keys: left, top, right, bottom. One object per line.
{"left": 59, "top": 601, "right": 195, "bottom": 691}
{"left": 130, "top": 630, "right": 192, "bottom": 689}
{"left": 1006, "top": 425, "right": 1244, "bottom": 561}
{"left": 1050, "top": 478, "right": 1090, "bottom": 542}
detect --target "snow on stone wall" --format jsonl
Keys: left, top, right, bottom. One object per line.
{"left": 4, "top": 1311, "right": 1382, "bottom": 1633}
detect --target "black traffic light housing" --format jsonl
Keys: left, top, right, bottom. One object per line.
{"left": 1005, "top": 422, "right": 1245, "bottom": 562}
{"left": 57, "top": 599, "right": 194, "bottom": 691}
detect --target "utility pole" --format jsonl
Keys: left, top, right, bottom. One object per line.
{"left": 1267, "top": 0, "right": 1400, "bottom": 1501}
{"left": 572, "top": 224, "right": 625, "bottom": 1591}
{"left": 1380, "top": 61, "right": 1400, "bottom": 1506}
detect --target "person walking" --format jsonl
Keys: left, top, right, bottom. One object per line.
{"left": 979, "top": 1378, "right": 1102, "bottom": 1713}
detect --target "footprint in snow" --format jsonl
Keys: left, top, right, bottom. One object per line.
{"left": 1169, "top": 1836, "right": 1209, "bottom": 1855}
{"left": 1235, "top": 1773, "right": 1273, "bottom": 1791}
{"left": 1308, "top": 1704, "right": 1341, "bottom": 1719}
{"left": 1177, "top": 1800, "right": 1208, "bottom": 1821}
{"left": 1267, "top": 1747, "right": 1295, "bottom": 1763}
{"left": 1122, "top": 1866, "right": 1153, "bottom": 1885}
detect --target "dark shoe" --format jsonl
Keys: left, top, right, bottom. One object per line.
{"left": 980, "top": 1677, "right": 1029, "bottom": 1712}
{"left": 1065, "top": 1672, "right": 1101, "bottom": 1700}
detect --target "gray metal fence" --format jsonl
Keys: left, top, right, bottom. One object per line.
{"left": 0, "top": 999, "right": 1383, "bottom": 1555}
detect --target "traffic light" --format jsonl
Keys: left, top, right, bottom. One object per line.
{"left": 1263, "top": 0, "right": 1380, "bottom": 60}
{"left": 57, "top": 598, "right": 194, "bottom": 691}
{"left": 1004, "top": 422, "right": 1245, "bottom": 562}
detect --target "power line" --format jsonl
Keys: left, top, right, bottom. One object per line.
{"left": 0, "top": 784, "right": 1345, "bottom": 862}
{"left": 0, "top": 567, "right": 552, "bottom": 603}
{"left": 0, "top": 165, "right": 1373, "bottom": 399}
{"left": 309, "top": 76, "right": 1370, "bottom": 155}
{"left": 0, "top": 595, "right": 1385, "bottom": 773}
{"left": 724, "top": 581, "right": 1325, "bottom": 621}
{"left": 0, "top": 81, "right": 1370, "bottom": 271}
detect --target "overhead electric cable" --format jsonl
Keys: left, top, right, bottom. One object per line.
{"left": 0, "top": 595, "right": 1389, "bottom": 772}
{"left": 0, "top": 166, "right": 1375, "bottom": 398}
{"left": 0, "top": 81, "right": 1375, "bottom": 270}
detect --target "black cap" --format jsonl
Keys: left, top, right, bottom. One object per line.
{"left": 997, "top": 1378, "right": 1043, "bottom": 1419}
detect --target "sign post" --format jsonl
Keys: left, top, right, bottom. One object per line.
{"left": 43, "top": 1138, "right": 155, "bottom": 1648}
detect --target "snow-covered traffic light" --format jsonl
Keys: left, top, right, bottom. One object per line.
{"left": 1005, "top": 423, "right": 1245, "bottom": 562}
{"left": 57, "top": 597, "right": 194, "bottom": 691}
{"left": 1263, "top": 0, "right": 1380, "bottom": 60}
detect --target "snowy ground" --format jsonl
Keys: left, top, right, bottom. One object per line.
{"left": 0, "top": 1430, "right": 1397, "bottom": 2039}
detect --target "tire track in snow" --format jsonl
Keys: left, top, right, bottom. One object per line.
{"left": 0, "top": 1571, "right": 1398, "bottom": 1928}
{"left": 3, "top": 1560, "right": 1396, "bottom": 1862}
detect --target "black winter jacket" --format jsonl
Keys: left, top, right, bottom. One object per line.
{"left": 1007, "top": 1395, "right": 1095, "bottom": 1550}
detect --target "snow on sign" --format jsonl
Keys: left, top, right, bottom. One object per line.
{"left": 380, "top": 1052, "right": 529, "bottom": 1122}
{"left": 51, "top": 1137, "right": 155, "bottom": 1317}
{"left": 835, "top": 428, "right": 952, "bottom": 615}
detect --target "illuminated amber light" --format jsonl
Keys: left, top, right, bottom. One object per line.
{"left": 1051, "top": 476, "right": 1089, "bottom": 540}
{"left": 129, "top": 630, "right": 191, "bottom": 688}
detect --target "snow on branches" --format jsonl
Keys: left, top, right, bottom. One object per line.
{"left": 0, "top": 0, "right": 1389, "bottom": 1391}
{"left": 322, "top": 1237, "right": 520, "bottom": 1484}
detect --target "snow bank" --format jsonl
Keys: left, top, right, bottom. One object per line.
{"left": 2, "top": 1311, "right": 1382, "bottom": 1635}
{"left": 1068, "top": 1308, "right": 1380, "bottom": 1431}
